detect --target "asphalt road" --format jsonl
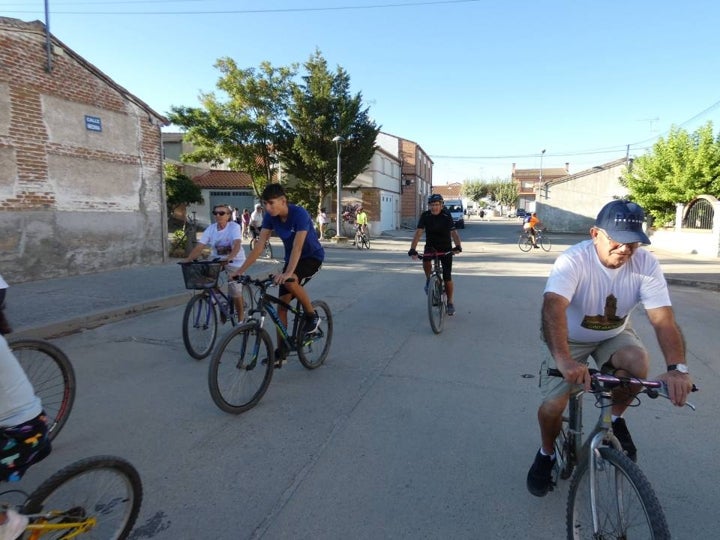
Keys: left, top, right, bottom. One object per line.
{"left": 12, "top": 221, "right": 719, "bottom": 540}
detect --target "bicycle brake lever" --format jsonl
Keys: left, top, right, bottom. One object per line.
{"left": 655, "top": 382, "right": 698, "bottom": 410}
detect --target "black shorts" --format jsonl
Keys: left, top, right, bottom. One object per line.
{"left": 279, "top": 258, "right": 322, "bottom": 296}
{"left": 424, "top": 249, "right": 453, "bottom": 282}
{"left": 0, "top": 411, "right": 52, "bottom": 482}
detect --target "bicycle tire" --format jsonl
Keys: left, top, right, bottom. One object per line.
{"left": 208, "top": 322, "right": 274, "bottom": 414}
{"left": 182, "top": 294, "right": 217, "bottom": 360}
{"left": 427, "top": 275, "right": 444, "bottom": 334}
{"left": 23, "top": 455, "right": 143, "bottom": 540}
{"left": 362, "top": 235, "right": 370, "bottom": 249}
{"left": 355, "top": 232, "right": 362, "bottom": 249}
{"left": 297, "top": 300, "right": 333, "bottom": 369}
{"left": 567, "top": 447, "right": 669, "bottom": 539}
{"left": 518, "top": 234, "right": 533, "bottom": 252}
{"left": 539, "top": 234, "right": 552, "bottom": 252}
{"left": 8, "top": 338, "right": 75, "bottom": 442}
{"left": 324, "top": 226, "right": 336, "bottom": 239}
{"left": 240, "top": 283, "right": 255, "bottom": 320}
{"left": 263, "top": 241, "right": 273, "bottom": 259}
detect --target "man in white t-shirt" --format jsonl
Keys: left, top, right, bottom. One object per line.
{"left": 249, "top": 204, "right": 263, "bottom": 241}
{"left": 526, "top": 200, "right": 694, "bottom": 497}
{"left": 184, "top": 203, "right": 246, "bottom": 319}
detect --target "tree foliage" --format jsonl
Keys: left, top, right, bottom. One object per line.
{"left": 277, "top": 50, "right": 380, "bottom": 212}
{"left": 166, "top": 51, "right": 379, "bottom": 212}
{"left": 167, "top": 59, "right": 297, "bottom": 197}
{"left": 461, "top": 180, "right": 489, "bottom": 203}
{"left": 487, "top": 181, "right": 518, "bottom": 207}
{"left": 621, "top": 122, "right": 720, "bottom": 224}
{"left": 164, "top": 163, "right": 202, "bottom": 216}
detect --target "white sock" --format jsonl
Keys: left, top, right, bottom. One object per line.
{"left": 539, "top": 447, "right": 555, "bottom": 460}
{"left": 612, "top": 415, "right": 622, "bottom": 423}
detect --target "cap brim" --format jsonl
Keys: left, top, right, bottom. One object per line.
{"left": 612, "top": 230, "right": 651, "bottom": 245}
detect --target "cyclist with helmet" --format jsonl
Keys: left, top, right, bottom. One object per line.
{"left": 408, "top": 194, "right": 462, "bottom": 316}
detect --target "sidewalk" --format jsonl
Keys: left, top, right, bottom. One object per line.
{"left": 5, "top": 235, "right": 719, "bottom": 339}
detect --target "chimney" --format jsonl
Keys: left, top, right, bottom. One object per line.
{"left": 512, "top": 162, "right": 516, "bottom": 174}
{"left": 565, "top": 162, "right": 570, "bottom": 172}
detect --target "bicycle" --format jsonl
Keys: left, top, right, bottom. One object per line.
{"left": 518, "top": 228, "right": 551, "bottom": 252}
{"left": 417, "top": 251, "right": 454, "bottom": 334}
{"left": 249, "top": 233, "right": 273, "bottom": 259}
{"left": 178, "top": 261, "right": 254, "bottom": 360}
{"left": 354, "top": 225, "right": 370, "bottom": 250}
{"left": 7, "top": 338, "right": 76, "bottom": 442}
{"left": 1, "top": 455, "right": 142, "bottom": 539}
{"left": 547, "top": 368, "right": 697, "bottom": 539}
{"left": 208, "top": 275, "right": 333, "bottom": 414}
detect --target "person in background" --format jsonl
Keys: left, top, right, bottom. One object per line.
{"left": 523, "top": 212, "right": 542, "bottom": 248}
{"left": 355, "top": 206, "right": 369, "bottom": 236}
{"left": 526, "top": 200, "right": 694, "bottom": 497}
{"left": 184, "top": 203, "right": 246, "bottom": 319}
{"left": 240, "top": 208, "right": 251, "bottom": 239}
{"left": 249, "top": 204, "right": 264, "bottom": 242}
{"left": 407, "top": 194, "right": 462, "bottom": 316}
{"left": 316, "top": 207, "right": 328, "bottom": 240}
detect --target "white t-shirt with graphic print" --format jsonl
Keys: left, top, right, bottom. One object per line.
{"left": 544, "top": 240, "right": 671, "bottom": 343}
{"left": 199, "top": 221, "right": 245, "bottom": 268}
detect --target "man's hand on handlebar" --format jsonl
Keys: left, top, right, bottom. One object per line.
{"left": 408, "top": 248, "right": 418, "bottom": 260}
{"left": 556, "top": 359, "right": 592, "bottom": 391}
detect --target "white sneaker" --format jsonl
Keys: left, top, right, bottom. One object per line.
{"left": 0, "top": 510, "right": 28, "bottom": 540}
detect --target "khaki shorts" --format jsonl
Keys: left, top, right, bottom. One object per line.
{"left": 538, "top": 327, "right": 645, "bottom": 402}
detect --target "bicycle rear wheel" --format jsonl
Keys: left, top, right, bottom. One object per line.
{"left": 182, "top": 294, "right": 217, "bottom": 360}
{"left": 539, "top": 234, "right": 551, "bottom": 252}
{"left": 362, "top": 234, "right": 370, "bottom": 249}
{"left": 567, "top": 447, "right": 669, "bottom": 539}
{"left": 426, "top": 275, "right": 444, "bottom": 334}
{"left": 23, "top": 455, "right": 142, "bottom": 540}
{"left": 262, "top": 241, "right": 273, "bottom": 259}
{"left": 297, "top": 300, "right": 333, "bottom": 369}
{"left": 324, "top": 226, "right": 336, "bottom": 239}
{"left": 208, "top": 322, "right": 274, "bottom": 414}
{"left": 8, "top": 338, "right": 75, "bottom": 442}
{"left": 518, "top": 234, "right": 532, "bottom": 252}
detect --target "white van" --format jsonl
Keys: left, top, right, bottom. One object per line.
{"left": 444, "top": 199, "right": 465, "bottom": 229}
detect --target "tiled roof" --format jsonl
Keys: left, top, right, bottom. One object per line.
{"left": 513, "top": 168, "right": 569, "bottom": 180}
{"left": 192, "top": 170, "right": 254, "bottom": 189}
{"left": 432, "top": 182, "right": 463, "bottom": 198}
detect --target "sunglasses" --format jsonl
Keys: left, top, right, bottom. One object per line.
{"left": 212, "top": 211, "right": 227, "bottom": 216}
{"left": 596, "top": 228, "right": 639, "bottom": 249}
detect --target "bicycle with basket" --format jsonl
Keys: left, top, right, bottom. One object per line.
{"left": 178, "top": 260, "right": 254, "bottom": 360}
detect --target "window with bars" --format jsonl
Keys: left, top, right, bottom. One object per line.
{"left": 683, "top": 198, "right": 714, "bottom": 229}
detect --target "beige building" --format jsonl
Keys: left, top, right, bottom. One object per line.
{"left": 0, "top": 17, "right": 168, "bottom": 283}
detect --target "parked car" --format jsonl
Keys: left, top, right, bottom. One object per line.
{"left": 510, "top": 208, "right": 528, "bottom": 219}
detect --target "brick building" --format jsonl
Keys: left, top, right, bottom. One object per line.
{"left": 0, "top": 17, "right": 167, "bottom": 283}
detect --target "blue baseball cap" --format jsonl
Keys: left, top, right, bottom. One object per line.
{"left": 595, "top": 200, "right": 651, "bottom": 245}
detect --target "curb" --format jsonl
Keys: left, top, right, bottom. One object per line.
{"left": 665, "top": 277, "right": 720, "bottom": 292}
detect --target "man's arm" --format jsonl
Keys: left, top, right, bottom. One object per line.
{"left": 184, "top": 241, "right": 207, "bottom": 262}
{"left": 229, "top": 228, "right": 271, "bottom": 278}
{"left": 450, "top": 230, "right": 462, "bottom": 250}
{"left": 277, "top": 229, "right": 307, "bottom": 282}
{"left": 542, "top": 292, "right": 591, "bottom": 390}
{"left": 646, "top": 306, "right": 693, "bottom": 406}
{"left": 408, "top": 228, "right": 424, "bottom": 258}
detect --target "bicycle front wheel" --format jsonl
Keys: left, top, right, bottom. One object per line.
{"left": 426, "top": 275, "right": 444, "bottom": 334}
{"left": 208, "top": 322, "right": 274, "bottom": 414}
{"left": 518, "top": 234, "right": 532, "bottom": 252}
{"left": 362, "top": 234, "right": 370, "bottom": 249}
{"left": 8, "top": 338, "right": 76, "bottom": 442}
{"left": 23, "top": 455, "right": 143, "bottom": 540}
{"left": 539, "top": 234, "right": 551, "bottom": 252}
{"left": 567, "top": 447, "right": 669, "bottom": 539}
{"left": 182, "top": 294, "right": 217, "bottom": 360}
{"left": 324, "top": 226, "right": 336, "bottom": 239}
{"left": 297, "top": 300, "right": 333, "bottom": 369}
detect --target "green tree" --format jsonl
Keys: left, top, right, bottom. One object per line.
{"left": 487, "top": 180, "right": 518, "bottom": 208}
{"left": 167, "top": 59, "right": 297, "bottom": 197}
{"left": 277, "top": 50, "right": 380, "bottom": 213}
{"left": 164, "top": 163, "right": 202, "bottom": 216}
{"left": 462, "top": 180, "right": 489, "bottom": 205}
{"left": 622, "top": 121, "right": 720, "bottom": 224}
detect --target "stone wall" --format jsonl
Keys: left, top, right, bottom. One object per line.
{"left": 0, "top": 18, "right": 166, "bottom": 283}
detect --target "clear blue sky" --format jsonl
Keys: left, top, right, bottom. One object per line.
{"left": 6, "top": 0, "right": 720, "bottom": 183}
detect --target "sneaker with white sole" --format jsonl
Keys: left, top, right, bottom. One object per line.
{"left": 0, "top": 510, "right": 28, "bottom": 540}
{"left": 303, "top": 312, "right": 321, "bottom": 335}
{"left": 446, "top": 303, "right": 455, "bottom": 316}
{"left": 526, "top": 450, "right": 555, "bottom": 497}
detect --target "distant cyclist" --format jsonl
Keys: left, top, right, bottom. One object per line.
{"left": 249, "top": 203, "right": 263, "bottom": 241}
{"left": 407, "top": 194, "right": 462, "bottom": 316}
{"left": 523, "top": 212, "right": 542, "bottom": 248}
{"left": 355, "top": 206, "right": 369, "bottom": 236}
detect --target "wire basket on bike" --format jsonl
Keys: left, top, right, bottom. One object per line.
{"left": 179, "top": 261, "right": 222, "bottom": 290}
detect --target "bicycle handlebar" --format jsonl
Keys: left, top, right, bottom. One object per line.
{"left": 546, "top": 368, "right": 698, "bottom": 409}
{"left": 417, "top": 250, "right": 455, "bottom": 259}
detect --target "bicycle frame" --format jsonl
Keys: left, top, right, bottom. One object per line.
{"left": 25, "top": 515, "right": 96, "bottom": 539}
{"left": 256, "top": 291, "right": 303, "bottom": 351}
{"left": 192, "top": 287, "right": 233, "bottom": 329}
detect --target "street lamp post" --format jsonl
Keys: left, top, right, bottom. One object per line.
{"left": 332, "top": 135, "right": 345, "bottom": 239}
{"left": 539, "top": 149, "right": 546, "bottom": 184}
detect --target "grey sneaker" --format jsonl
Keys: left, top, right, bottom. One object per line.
{"left": 446, "top": 303, "right": 455, "bottom": 316}
{"left": 527, "top": 450, "right": 555, "bottom": 497}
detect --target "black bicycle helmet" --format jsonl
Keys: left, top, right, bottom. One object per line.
{"left": 428, "top": 194, "right": 444, "bottom": 204}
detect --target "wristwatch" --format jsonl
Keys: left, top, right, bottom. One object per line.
{"left": 667, "top": 363, "right": 689, "bottom": 374}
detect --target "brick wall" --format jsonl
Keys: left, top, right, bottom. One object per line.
{"left": 0, "top": 18, "right": 167, "bottom": 283}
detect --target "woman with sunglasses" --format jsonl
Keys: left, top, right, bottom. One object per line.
{"left": 184, "top": 203, "right": 246, "bottom": 317}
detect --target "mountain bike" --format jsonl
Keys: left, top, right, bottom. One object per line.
{"left": 8, "top": 338, "right": 75, "bottom": 442}
{"left": 417, "top": 251, "right": 454, "bottom": 334}
{"left": 208, "top": 275, "right": 333, "bottom": 414}
{"left": 354, "top": 225, "right": 370, "bottom": 249}
{"left": 547, "top": 368, "right": 697, "bottom": 539}
{"left": 518, "top": 228, "right": 551, "bottom": 252}
{"left": 1, "top": 455, "right": 142, "bottom": 539}
{"left": 249, "top": 235, "right": 273, "bottom": 259}
{"left": 179, "top": 261, "right": 254, "bottom": 360}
